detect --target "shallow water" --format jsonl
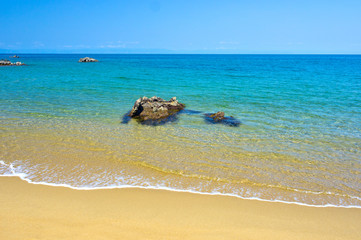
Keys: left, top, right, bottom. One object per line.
{"left": 1, "top": 54, "right": 361, "bottom": 207}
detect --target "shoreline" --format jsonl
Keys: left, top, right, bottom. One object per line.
{"left": 1, "top": 174, "right": 360, "bottom": 209}
{"left": 1, "top": 176, "right": 361, "bottom": 240}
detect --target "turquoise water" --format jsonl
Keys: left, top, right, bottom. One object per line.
{"left": 1, "top": 54, "right": 361, "bottom": 207}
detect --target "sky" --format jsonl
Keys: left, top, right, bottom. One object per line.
{"left": 1, "top": 0, "right": 361, "bottom": 54}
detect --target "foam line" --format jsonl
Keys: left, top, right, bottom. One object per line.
{"left": 1, "top": 160, "right": 360, "bottom": 209}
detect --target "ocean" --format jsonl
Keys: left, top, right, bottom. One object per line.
{"left": 1, "top": 54, "right": 360, "bottom": 207}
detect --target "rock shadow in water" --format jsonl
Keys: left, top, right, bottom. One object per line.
{"left": 121, "top": 111, "right": 132, "bottom": 124}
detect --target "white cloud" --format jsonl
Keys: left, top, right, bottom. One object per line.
{"left": 65, "top": 44, "right": 91, "bottom": 49}
{"left": 99, "top": 41, "right": 139, "bottom": 49}
{"left": 219, "top": 41, "right": 239, "bottom": 45}
{"left": 100, "top": 44, "right": 125, "bottom": 49}
{"left": 33, "top": 41, "right": 45, "bottom": 48}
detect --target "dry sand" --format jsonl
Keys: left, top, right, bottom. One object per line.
{"left": 1, "top": 176, "right": 360, "bottom": 240}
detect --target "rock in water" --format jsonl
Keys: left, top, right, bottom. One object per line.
{"left": 0, "top": 60, "right": 12, "bottom": 65}
{"left": 129, "top": 96, "right": 185, "bottom": 122}
{"left": 78, "top": 57, "right": 98, "bottom": 62}
{"left": 209, "top": 111, "right": 225, "bottom": 121}
{"left": 204, "top": 111, "right": 241, "bottom": 127}
{"left": 0, "top": 59, "right": 25, "bottom": 66}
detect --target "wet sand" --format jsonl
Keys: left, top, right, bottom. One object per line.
{"left": 1, "top": 176, "right": 360, "bottom": 240}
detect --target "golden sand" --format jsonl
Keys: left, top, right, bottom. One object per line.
{"left": 1, "top": 176, "right": 360, "bottom": 240}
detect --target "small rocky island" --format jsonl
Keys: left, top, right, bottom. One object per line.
{"left": 129, "top": 96, "right": 185, "bottom": 123}
{"left": 10, "top": 55, "right": 20, "bottom": 58}
{"left": 0, "top": 59, "right": 25, "bottom": 66}
{"left": 78, "top": 57, "right": 98, "bottom": 62}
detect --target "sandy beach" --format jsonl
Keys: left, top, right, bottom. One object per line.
{"left": 1, "top": 176, "right": 360, "bottom": 240}
{"left": 2, "top": 0, "right": 361, "bottom": 239}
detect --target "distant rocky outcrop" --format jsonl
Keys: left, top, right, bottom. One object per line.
{"left": 128, "top": 96, "right": 185, "bottom": 123}
{"left": 78, "top": 57, "right": 98, "bottom": 62}
{"left": 10, "top": 55, "right": 19, "bottom": 58}
{"left": 0, "top": 59, "right": 25, "bottom": 66}
{"left": 204, "top": 111, "right": 241, "bottom": 127}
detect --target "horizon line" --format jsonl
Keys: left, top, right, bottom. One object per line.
{"left": 1, "top": 53, "right": 361, "bottom": 55}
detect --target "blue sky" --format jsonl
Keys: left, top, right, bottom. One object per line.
{"left": 1, "top": 0, "right": 361, "bottom": 53}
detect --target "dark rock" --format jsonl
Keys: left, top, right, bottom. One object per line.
{"left": 210, "top": 111, "right": 225, "bottom": 121}
{"left": 128, "top": 96, "right": 185, "bottom": 124}
{"left": 204, "top": 111, "right": 241, "bottom": 127}
{"left": 78, "top": 57, "right": 98, "bottom": 62}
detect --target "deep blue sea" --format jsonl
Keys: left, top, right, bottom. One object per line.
{"left": 1, "top": 54, "right": 361, "bottom": 207}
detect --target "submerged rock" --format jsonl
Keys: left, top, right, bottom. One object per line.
{"left": 204, "top": 111, "right": 241, "bottom": 127}
{"left": 128, "top": 96, "right": 185, "bottom": 124}
{"left": 210, "top": 111, "right": 225, "bottom": 121}
{"left": 78, "top": 57, "right": 98, "bottom": 62}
